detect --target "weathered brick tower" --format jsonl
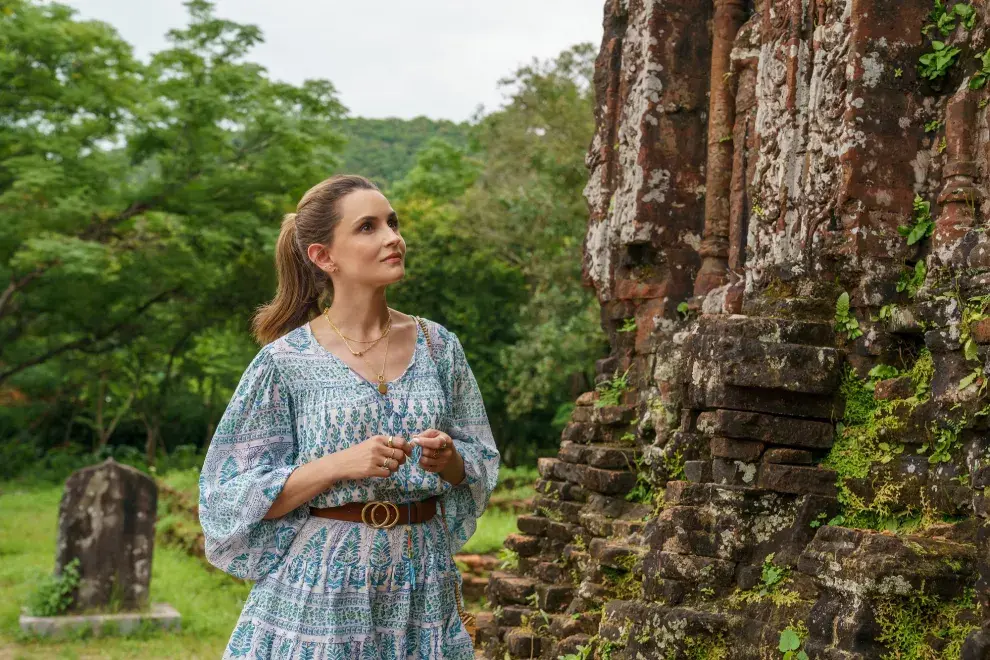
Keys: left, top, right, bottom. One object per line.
{"left": 477, "top": 0, "right": 990, "bottom": 657}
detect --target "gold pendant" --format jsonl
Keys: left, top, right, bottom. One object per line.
{"left": 378, "top": 381, "right": 388, "bottom": 395}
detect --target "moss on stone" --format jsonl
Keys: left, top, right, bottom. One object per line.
{"left": 822, "top": 350, "right": 936, "bottom": 527}
{"left": 874, "top": 585, "right": 977, "bottom": 659}
{"left": 683, "top": 633, "right": 729, "bottom": 660}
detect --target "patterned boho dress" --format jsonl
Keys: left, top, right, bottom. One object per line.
{"left": 199, "top": 317, "right": 500, "bottom": 659}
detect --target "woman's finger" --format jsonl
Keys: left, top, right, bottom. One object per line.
{"left": 392, "top": 437, "right": 414, "bottom": 455}
{"left": 412, "top": 434, "right": 449, "bottom": 449}
{"left": 378, "top": 443, "right": 408, "bottom": 463}
{"left": 381, "top": 435, "right": 413, "bottom": 455}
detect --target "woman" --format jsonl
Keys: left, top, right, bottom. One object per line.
{"left": 199, "top": 174, "right": 500, "bottom": 659}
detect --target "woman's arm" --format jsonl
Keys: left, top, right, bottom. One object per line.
{"left": 262, "top": 434, "right": 414, "bottom": 519}
{"left": 262, "top": 454, "right": 342, "bottom": 520}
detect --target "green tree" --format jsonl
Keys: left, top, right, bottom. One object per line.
{"left": 388, "top": 139, "right": 528, "bottom": 437}
{"left": 0, "top": 0, "right": 345, "bottom": 462}
{"left": 462, "top": 44, "right": 606, "bottom": 434}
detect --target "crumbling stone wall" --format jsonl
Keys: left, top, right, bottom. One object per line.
{"left": 477, "top": 0, "right": 990, "bottom": 657}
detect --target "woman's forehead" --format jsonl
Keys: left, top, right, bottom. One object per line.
{"left": 338, "top": 188, "right": 393, "bottom": 220}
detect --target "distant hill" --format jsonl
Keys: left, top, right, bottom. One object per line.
{"left": 335, "top": 116, "right": 473, "bottom": 190}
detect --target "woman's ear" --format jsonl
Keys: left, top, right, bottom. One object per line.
{"left": 307, "top": 243, "right": 333, "bottom": 272}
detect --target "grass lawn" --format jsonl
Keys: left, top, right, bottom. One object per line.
{"left": 461, "top": 506, "right": 520, "bottom": 555}
{"left": 0, "top": 480, "right": 251, "bottom": 659}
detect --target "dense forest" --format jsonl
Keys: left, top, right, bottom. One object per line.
{"left": 338, "top": 117, "right": 472, "bottom": 189}
{"left": 0, "top": 0, "right": 607, "bottom": 478}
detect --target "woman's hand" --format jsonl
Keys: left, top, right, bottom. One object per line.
{"left": 411, "top": 429, "right": 465, "bottom": 485}
{"left": 336, "top": 434, "right": 412, "bottom": 481}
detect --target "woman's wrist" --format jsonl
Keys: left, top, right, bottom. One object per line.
{"left": 440, "top": 449, "right": 466, "bottom": 486}
{"left": 318, "top": 452, "right": 348, "bottom": 487}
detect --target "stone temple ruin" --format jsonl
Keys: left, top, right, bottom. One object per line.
{"left": 477, "top": 0, "right": 990, "bottom": 657}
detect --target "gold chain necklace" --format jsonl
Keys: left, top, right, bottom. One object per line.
{"left": 323, "top": 307, "right": 391, "bottom": 357}
{"left": 324, "top": 307, "right": 393, "bottom": 343}
{"left": 325, "top": 308, "right": 393, "bottom": 394}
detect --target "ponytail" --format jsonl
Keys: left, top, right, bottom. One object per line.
{"left": 251, "top": 213, "right": 325, "bottom": 345}
{"left": 250, "top": 174, "right": 379, "bottom": 345}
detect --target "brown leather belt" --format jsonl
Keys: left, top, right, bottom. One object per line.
{"left": 310, "top": 495, "right": 439, "bottom": 529}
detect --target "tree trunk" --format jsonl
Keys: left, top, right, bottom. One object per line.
{"left": 143, "top": 417, "right": 159, "bottom": 466}
{"left": 95, "top": 374, "right": 107, "bottom": 450}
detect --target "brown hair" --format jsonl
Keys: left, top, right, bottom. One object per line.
{"left": 251, "top": 174, "right": 380, "bottom": 345}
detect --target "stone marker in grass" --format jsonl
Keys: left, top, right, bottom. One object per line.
{"left": 19, "top": 458, "right": 181, "bottom": 638}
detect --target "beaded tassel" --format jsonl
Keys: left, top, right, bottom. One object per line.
{"left": 406, "top": 503, "right": 415, "bottom": 590}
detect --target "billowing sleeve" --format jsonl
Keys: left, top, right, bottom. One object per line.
{"left": 198, "top": 345, "right": 308, "bottom": 580}
{"left": 439, "top": 331, "right": 501, "bottom": 554}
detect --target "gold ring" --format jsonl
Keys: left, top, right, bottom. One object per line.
{"left": 441, "top": 440, "right": 447, "bottom": 450}
{"left": 433, "top": 449, "right": 439, "bottom": 459}
{"left": 382, "top": 458, "right": 390, "bottom": 471}
{"left": 362, "top": 501, "right": 399, "bottom": 529}
{"left": 390, "top": 448, "right": 396, "bottom": 459}
{"left": 387, "top": 435, "right": 394, "bottom": 449}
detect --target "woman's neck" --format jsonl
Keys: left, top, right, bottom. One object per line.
{"left": 323, "top": 291, "right": 395, "bottom": 340}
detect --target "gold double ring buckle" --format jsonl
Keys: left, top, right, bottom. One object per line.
{"left": 361, "top": 501, "right": 400, "bottom": 529}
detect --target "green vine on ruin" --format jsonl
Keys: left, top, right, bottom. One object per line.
{"left": 898, "top": 194, "right": 934, "bottom": 246}
{"left": 684, "top": 634, "right": 729, "bottom": 660}
{"left": 896, "top": 260, "right": 927, "bottom": 298}
{"left": 971, "top": 47, "right": 990, "bottom": 88}
{"left": 918, "top": 2, "right": 975, "bottom": 81}
{"left": 822, "top": 351, "right": 937, "bottom": 529}
{"left": 958, "top": 291, "right": 990, "bottom": 392}
{"left": 601, "top": 556, "right": 644, "bottom": 601}
{"left": 834, "top": 291, "right": 863, "bottom": 340}
{"left": 778, "top": 622, "right": 810, "bottom": 660}
{"left": 874, "top": 584, "right": 978, "bottom": 658}
{"left": 727, "top": 553, "right": 803, "bottom": 608}
{"left": 617, "top": 317, "right": 637, "bottom": 333}
{"left": 595, "top": 366, "right": 631, "bottom": 408}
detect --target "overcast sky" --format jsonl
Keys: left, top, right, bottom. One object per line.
{"left": 61, "top": 0, "right": 605, "bottom": 122}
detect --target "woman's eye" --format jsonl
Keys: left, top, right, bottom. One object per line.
{"left": 360, "top": 219, "right": 398, "bottom": 231}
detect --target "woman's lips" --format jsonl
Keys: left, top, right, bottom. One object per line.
{"left": 384, "top": 256, "right": 402, "bottom": 263}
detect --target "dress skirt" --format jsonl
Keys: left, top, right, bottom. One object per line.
{"left": 223, "top": 514, "right": 474, "bottom": 659}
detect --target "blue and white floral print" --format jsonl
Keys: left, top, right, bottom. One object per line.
{"left": 199, "top": 317, "right": 500, "bottom": 659}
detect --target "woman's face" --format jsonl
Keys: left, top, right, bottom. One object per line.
{"left": 311, "top": 188, "right": 406, "bottom": 285}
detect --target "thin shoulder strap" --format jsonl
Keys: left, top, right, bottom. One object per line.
{"left": 415, "top": 316, "right": 435, "bottom": 360}
{"left": 415, "top": 316, "right": 452, "bottom": 426}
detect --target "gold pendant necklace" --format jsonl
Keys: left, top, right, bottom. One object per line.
{"left": 369, "top": 333, "right": 390, "bottom": 394}
{"left": 324, "top": 309, "right": 392, "bottom": 394}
